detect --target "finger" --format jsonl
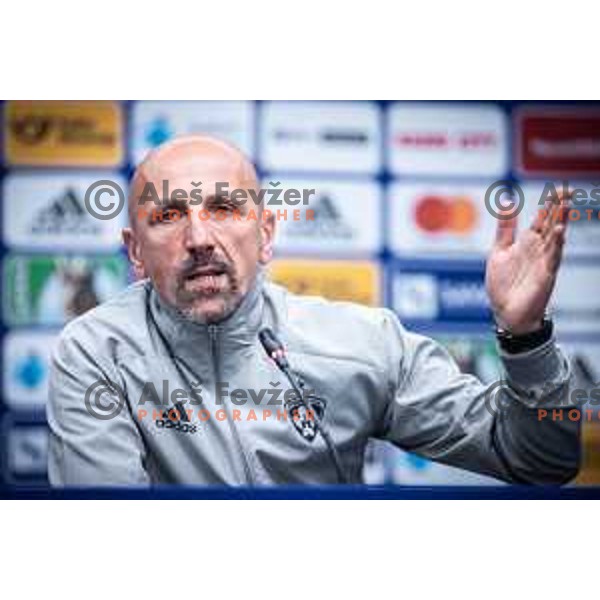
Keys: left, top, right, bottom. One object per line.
{"left": 534, "top": 197, "right": 560, "bottom": 239}
{"left": 548, "top": 224, "right": 567, "bottom": 273}
{"left": 495, "top": 208, "right": 518, "bottom": 248}
{"left": 532, "top": 187, "right": 570, "bottom": 238}
{"left": 531, "top": 203, "right": 547, "bottom": 234}
{"left": 551, "top": 189, "right": 572, "bottom": 230}
{"left": 544, "top": 194, "right": 571, "bottom": 248}
{"left": 557, "top": 193, "right": 572, "bottom": 228}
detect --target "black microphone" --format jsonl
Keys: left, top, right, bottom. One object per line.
{"left": 258, "top": 327, "right": 348, "bottom": 484}
{"left": 258, "top": 328, "right": 290, "bottom": 370}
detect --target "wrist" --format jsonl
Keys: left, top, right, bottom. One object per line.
{"left": 501, "top": 319, "right": 545, "bottom": 336}
{"left": 495, "top": 315, "right": 554, "bottom": 354}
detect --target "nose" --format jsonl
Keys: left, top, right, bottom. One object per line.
{"left": 183, "top": 212, "right": 215, "bottom": 253}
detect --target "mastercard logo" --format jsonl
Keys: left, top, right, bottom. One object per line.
{"left": 413, "top": 195, "right": 478, "bottom": 234}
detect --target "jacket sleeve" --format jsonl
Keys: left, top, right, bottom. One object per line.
{"left": 47, "top": 321, "right": 150, "bottom": 487}
{"left": 377, "top": 309, "right": 581, "bottom": 484}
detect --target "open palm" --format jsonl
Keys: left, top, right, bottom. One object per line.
{"left": 485, "top": 194, "right": 569, "bottom": 335}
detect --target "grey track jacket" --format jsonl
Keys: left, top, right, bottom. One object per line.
{"left": 47, "top": 272, "right": 581, "bottom": 486}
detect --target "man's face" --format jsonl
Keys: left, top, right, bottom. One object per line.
{"left": 124, "top": 142, "right": 275, "bottom": 324}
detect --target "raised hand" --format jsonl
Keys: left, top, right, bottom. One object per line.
{"left": 485, "top": 191, "right": 571, "bottom": 335}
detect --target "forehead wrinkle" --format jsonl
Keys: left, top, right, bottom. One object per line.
{"left": 127, "top": 134, "right": 259, "bottom": 226}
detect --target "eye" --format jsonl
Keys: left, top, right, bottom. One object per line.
{"left": 163, "top": 208, "right": 184, "bottom": 221}
{"left": 149, "top": 206, "right": 185, "bottom": 226}
{"left": 209, "top": 196, "right": 236, "bottom": 212}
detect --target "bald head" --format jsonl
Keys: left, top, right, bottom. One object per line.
{"left": 129, "top": 134, "right": 259, "bottom": 225}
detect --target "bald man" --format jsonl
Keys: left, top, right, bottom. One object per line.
{"left": 47, "top": 135, "right": 581, "bottom": 486}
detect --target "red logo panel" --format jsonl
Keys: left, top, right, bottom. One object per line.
{"left": 516, "top": 108, "right": 600, "bottom": 176}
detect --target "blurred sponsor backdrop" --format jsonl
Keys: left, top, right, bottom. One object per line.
{"left": 1, "top": 100, "right": 600, "bottom": 490}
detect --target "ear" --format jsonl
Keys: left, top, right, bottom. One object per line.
{"left": 258, "top": 213, "right": 276, "bottom": 264}
{"left": 122, "top": 227, "right": 146, "bottom": 279}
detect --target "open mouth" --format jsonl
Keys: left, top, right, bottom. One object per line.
{"left": 183, "top": 265, "right": 229, "bottom": 293}
{"left": 186, "top": 267, "right": 227, "bottom": 279}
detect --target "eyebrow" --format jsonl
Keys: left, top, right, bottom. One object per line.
{"left": 203, "top": 194, "right": 233, "bottom": 205}
{"left": 156, "top": 198, "right": 189, "bottom": 210}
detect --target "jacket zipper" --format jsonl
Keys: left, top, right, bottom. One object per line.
{"left": 208, "top": 324, "right": 254, "bottom": 484}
